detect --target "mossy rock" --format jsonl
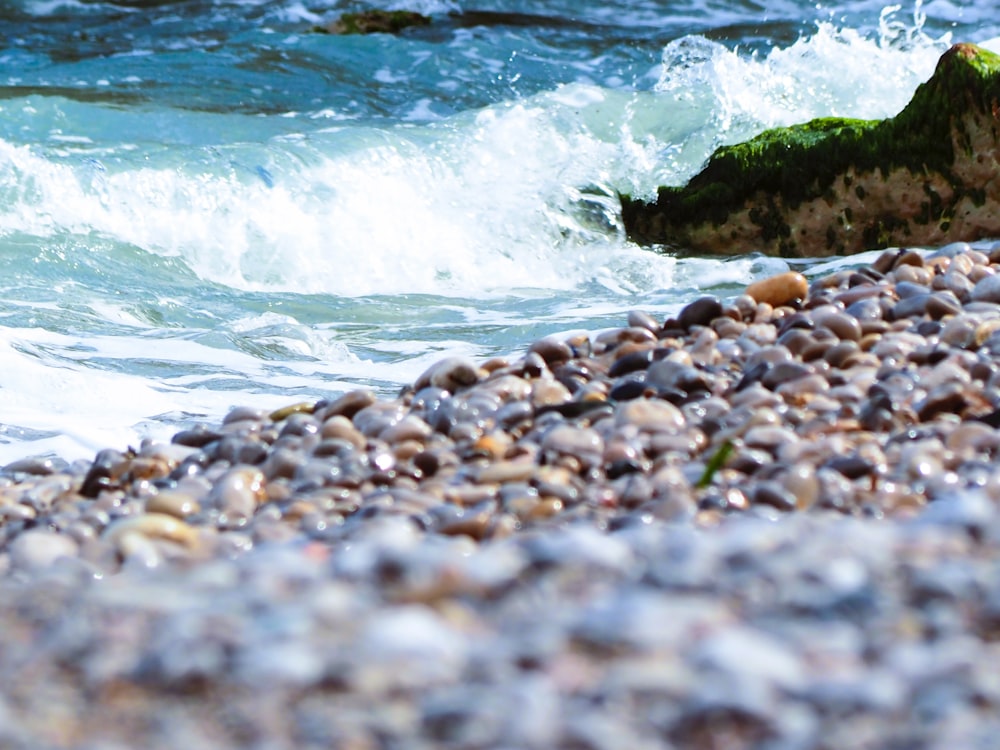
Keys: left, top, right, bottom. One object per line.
{"left": 317, "top": 10, "right": 431, "bottom": 35}
{"left": 621, "top": 43, "right": 1000, "bottom": 257}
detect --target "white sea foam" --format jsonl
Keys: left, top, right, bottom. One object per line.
{"left": 0, "top": 10, "right": 991, "bottom": 461}
{"left": 0, "top": 23, "right": 957, "bottom": 306}
{"left": 0, "top": 320, "right": 409, "bottom": 462}
{"left": 0, "top": 14, "right": 961, "bottom": 303}
{"left": 650, "top": 16, "right": 951, "bottom": 182}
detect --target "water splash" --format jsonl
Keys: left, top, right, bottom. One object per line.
{"left": 653, "top": 15, "right": 950, "bottom": 155}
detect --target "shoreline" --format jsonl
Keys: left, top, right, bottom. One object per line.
{"left": 4, "top": 240, "right": 1000, "bottom": 571}
{"left": 3, "top": 241, "right": 1000, "bottom": 746}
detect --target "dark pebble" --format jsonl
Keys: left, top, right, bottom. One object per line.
{"left": 529, "top": 337, "right": 573, "bottom": 366}
{"left": 825, "top": 454, "right": 876, "bottom": 480}
{"left": 677, "top": 296, "right": 723, "bottom": 330}
{"left": 608, "top": 349, "right": 654, "bottom": 377}
{"left": 891, "top": 294, "right": 931, "bottom": 320}
{"left": 917, "top": 382, "right": 967, "bottom": 421}
{"left": 823, "top": 341, "right": 860, "bottom": 368}
{"left": 926, "top": 292, "right": 961, "bottom": 319}
{"left": 609, "top": 378, "right": 648, "bottom": 402}
{"left": 172, "top": 425, "right": 224, "bottom": 448}
{"left": 752, "top": 481, "right": 797, "bottom": 511}
{"left": 647, "top": 360, "right": 712, "bottom": 394}
{"left": 761, "top": 362, "right": 812, "bottom": 389}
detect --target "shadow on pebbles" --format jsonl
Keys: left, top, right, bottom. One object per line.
{"left": 4, "top": 243, "right": 1000, "bottom": 748}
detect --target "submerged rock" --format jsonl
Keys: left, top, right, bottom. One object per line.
{"left": 622, "top": 43, "right": 1000, "bottom": 257}
{"left": 318, "top": 10, "right": 431, "bottom": 35}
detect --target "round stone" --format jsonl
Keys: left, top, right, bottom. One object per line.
{"left": 8, "top": 530, "right": 79, "bottom": 571}
{"left": 615, "top": 398, "right": 685, "bottom": 431}
{"left": 745, "top": 272, "right": 809, "bottom": 308}
{"left": 677, "top": 297, "right": 723, "bottom": 330}
{"left": 971, "top": 274, "right": 1000, "bottom": 304}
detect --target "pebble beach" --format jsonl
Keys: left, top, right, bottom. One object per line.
{"left": 4, "top": 242, "right": 1000, "bottom": 748}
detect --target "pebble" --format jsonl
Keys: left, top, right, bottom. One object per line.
{"left": 0, "top": 246, "right": 999, "bottom": 747}
{"left": 745, "top": 271, "right": 809, "bottom": 307}
{"left": 677, "top": 296, "right": 723, "bottom": 330}
{"left": 7, "top": 529, "right": 79, "bottom": 571}
{"left": 972, "top": 274, "right": 1000, "bottom": 303}
{"left": 145, "top": 491, "right": 201, "bottom": 519}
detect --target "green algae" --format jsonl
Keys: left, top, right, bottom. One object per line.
{"left": 696, "top": 440, "right": 734, "bottom": 489}
{"left": 317, "top": 10, "right": 431, "bottom": 35}
{"left": 622, "top": 43, "right": 1000, "bottom": 254}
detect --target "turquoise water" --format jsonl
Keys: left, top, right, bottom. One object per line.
{"left": 0, "top": 0, "right": 996, "bottom": 461}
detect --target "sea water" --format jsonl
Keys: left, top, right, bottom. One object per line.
{"left": 0, "top": 0, "right": 996, "bottom": 462}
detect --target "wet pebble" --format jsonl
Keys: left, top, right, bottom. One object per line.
{"left": 0, "top": 238, "right": 999, "bottom": 748}
{"left": 972, "top": 274, "right": 1000, "bottom": 304}
{"left": 678, "top": 297, "right": 723, "bottom": 330}
{"left": 745, "top": 271, "right": 809, "bottom": 308}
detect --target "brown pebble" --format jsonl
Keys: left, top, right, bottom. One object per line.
{"left": 103, "top": 513, "right": 199, "bottom": 549}
{"left": 529, "top": 337, "right": 574, "bottom": 366}
{"left": 145, "top": 491, "right": 201, "bottom": 519}
{"left": 529, "top": 497, "right": 564, "bottom": 520}
{"left": 891, "top": 249, "right": 925, "bottom": 269}
{"left": 439, "top": 509, "right": 493, "bottom": 540}
{"left": 745, "top": 272, "right": 809, "bottom": 308}
{"left": 269, "top": 401, "right": 317, "bottom": 422}
{"left": 322, "top": 389, "right": 377, "bottom": 419}
{"left": 812, "top": 309, "right": 862, "bottom": 341}
{"left": 321, "top": 415, "right": 367, "bottom": 449}
{"left": 892, "top": 263, "right": 932, "bottom": 285}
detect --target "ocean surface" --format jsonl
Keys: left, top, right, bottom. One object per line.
{"left": 0, "top": 0, "right": 997, "bottom": 463}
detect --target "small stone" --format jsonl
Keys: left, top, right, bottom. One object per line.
{"left": 646, "top": 360, "right": 711, "bottom": 394}
{"left": 627, "top": 310, "right": 661, "bottom": 332}
{"left": 615, "top": 399, "right": 685, "bottom": 431}
{"left": 322, "top": 389, "right": 377, "bottom": 419}
{"left": 8, "top": 530, "right": 79, "bottom": 570}
{"left": 380, "top": 415, "right": 432, "bottom": 444}
{"left": 608, "top": 349, "right": 654, "bottom": 378}
{"left": 891, "top": 294, "right": 932, "bottom": 320}
{"left": 971, "top": 274, "right": 1000, "bottom": 303}
{"left": 542, "top": 425, "right": 603, "bottom": 458}
{"left": 745, "top": 272, "right": 809, "bottom": 308}
{"left": 2, "top": 456, "right": 61, "bottom": 476}
{"left": 102, "top": 513, "right": 199, "bottom": 549}
{"left": 916, "top": 382, "right": 967, "bottom": 421}
{"left": 529, "top": 337, "right": 574, "bottom": 366}
{"left": 146, "top": 491, "right": 201, "bottom": 519}
{"left": 269, "top": 401, "right": 317, "bottom": 422}
{"left": 812, "top": 309, "right": 862, "bottom": 341}
{"left": 926, "top": 291, "right": 962, "bottom": 318}
{"left": 677, "top": 297, "right": 723, "bottom": 330}
{"left": 415, "top": 357, "right": 481, "bottom": 393}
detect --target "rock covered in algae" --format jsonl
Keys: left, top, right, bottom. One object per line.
{"left": 621, "top": 43, "right": 1000, "bottom": 257}
{"left": 318, "top": 10, "right": 431, "bottom": 35}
